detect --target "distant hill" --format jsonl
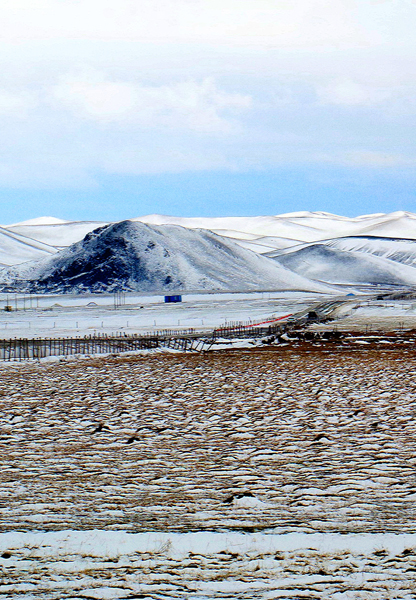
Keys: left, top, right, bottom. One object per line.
{"left": 4, "top": 210, "right": 416, "bottom": 262}
{"left": 0, "top": 226, "right": 56, "bottom": 266}
{"left": 0, "top": 220, "right": 331, "bottom": 294}
{"left": 3, "top": 212, "right": 416, "bottom": 293}
{"left": 266, "top": 237, "right": 416, "bottom": 286}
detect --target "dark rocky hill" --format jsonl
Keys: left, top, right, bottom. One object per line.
{"left": 0, "top": 220, "right": 330, "bottom": 293}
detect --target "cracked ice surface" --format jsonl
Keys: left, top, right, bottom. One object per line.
{"left": 1, "top": 346, "right": 416, "bottom": 597}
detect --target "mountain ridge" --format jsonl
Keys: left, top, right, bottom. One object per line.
{"left": 0, "top": 220, "right": 332, "bottom": 294}
{"left": 2, "top": 212, "right": 416, "bottom": 293}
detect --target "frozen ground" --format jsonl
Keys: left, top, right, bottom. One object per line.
{"left": 1, "top": 347, "right": 416, "bottom": 597}
{"left": 0, "top": 290, "right": 322, "bottom": 338}
{"left": 2, "top": 530, "right": 416, "bottom": 599}
{"left": 311, "top": 298, "right": 416, "bottom": 333}
{"left": 1, "top": 290, "right": 415, "bottom": 341}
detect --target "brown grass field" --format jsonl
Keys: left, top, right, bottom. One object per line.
{"left": 1, "top": 343, "right": 416, "bottom": 598}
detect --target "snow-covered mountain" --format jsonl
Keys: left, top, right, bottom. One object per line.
{"left": 264, "top": 235, "right": 416, "bottom": 286}
{"left": 267, "top": 243, "right": 416, "bottom": 286}
{"left": 5, "top": 210, "right": 416, "bottom": 257}
{"left": 0, "top": 221, "right": 331, "bottom": 294}
{"left": 0, "top": 226, "right": 57, "bottom": 266}
{"left": 135, "top": 210, "right": 416, "bottom": 245}
{"left": 3, "top": 211, "right": 416, "bottom": 293}
{"left": 5, "top": 219, "right": 109, "bottom": 249}
{"left": 324, "top": 236, "right": 416, "bottom": 268}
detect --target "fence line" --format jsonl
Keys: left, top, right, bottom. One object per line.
{"left": 0, "top": 329, "right": 224, "bottom": 361}
{"left": 0, "top": 313, "right": 308, "bottom": 361}
{"left": 0, "top": 328, "right": 284, "bottom": 362}
{"left": 0, "top": 335, "right": 157, "bottom": 361}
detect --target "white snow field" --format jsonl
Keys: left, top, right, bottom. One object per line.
{"left": 1, "top": 288, "right": 416, "bottom": 341}
{"left": 2, "top": 530, "right": 416, "bottom": 598}
{"left": 1, "top": 347, "right": 416, "bottom": 597}
{"left": 0, "top": 290, "right": 320, "bottom": 338}
{"left": 0, "top": 226, "right": 56, "bottom": 267}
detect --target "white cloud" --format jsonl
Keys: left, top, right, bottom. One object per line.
{"left": 53, "top": 75, "right": 139, "bottom": 121}
{"left": 52, "top": 72, "right": 251, "bottom": 133}
{"left": 317, "top": 79, "right": 390, "bottom": 106}
{"left": 0, "top": 0, "right": 414, "bottom": 188}
{"left": 344, "top": 150, "right": 416, "bottom": 167}
{"left": 0, "top": 0, "right": 389, "bottom": 49}
{"left": 0, "top": 90, "right": 35, "bottom": 115}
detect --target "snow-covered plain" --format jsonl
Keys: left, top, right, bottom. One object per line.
{"left": 0, "top": 290, "right": 319, "bottom": 338}
{"left": 1, "top": 347, "right": 416, "bottom": 597}
{"left": 0, "top": 289, "right": 415, "bottom": 340}
{"left": 2, "top": 530, "right": 416, "bottom": 598}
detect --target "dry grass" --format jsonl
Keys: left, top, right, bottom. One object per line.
{"left": 1, "top": 345, "right": 416, "bottom": 596}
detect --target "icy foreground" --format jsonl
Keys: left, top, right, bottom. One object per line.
{"left": 0, "top": 290, "right": 315, "bottom": 339}
{"left": 2, "top": 530, "right": 416, "bottom": 599}
{"left": 1, "top": 347, "right": 416, "bottom": 597}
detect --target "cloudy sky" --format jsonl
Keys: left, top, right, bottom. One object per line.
{"left": 1, "top": 0, "right": 416, "bottom": 223}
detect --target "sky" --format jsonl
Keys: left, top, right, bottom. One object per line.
{"left": 0, "top": 0, "right": 416, "bottom": 224}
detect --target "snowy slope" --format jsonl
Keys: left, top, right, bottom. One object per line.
{"left": 354, "top": 212, "right": 416, "bottom": 239}
{"left": 0, "top": 226, "right": 57, "bottom": 266}
{"left": 212, "top": 230, "right": 301, "bottom": 254}
{"left": 268, "top": 235, "right": 416, "bottom": 267}
{"left": 5, "top": 216, "right": 69, "bottom": 227}
{"left": 6, "top": 220, "right": 109, "bottom": 248}
{"left": 135, "top": 211, "right": 416, "bottom": 242}
{"left": 4, "top": 211, "right": 416, "bottom": 262}
{"left": 135, "top": 213, "right": 326, "bottom": 241}
{"left": 324, "top": 236, "right": 416, "bottom": 268}
{"left": 268, "top": 243, "right": 416, "bottom": 286}
{"left": 0, "top": 221, "right": 332, "bottom": 294}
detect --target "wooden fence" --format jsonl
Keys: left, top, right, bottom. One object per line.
{"left": 212, "top": 321, "right": 288, "bottom": 340}
{"left": 0, "top": 331, "right": 215, "bottom": 361}
{"left": 0, "top": 314, "right": 308, "bottom": 361}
